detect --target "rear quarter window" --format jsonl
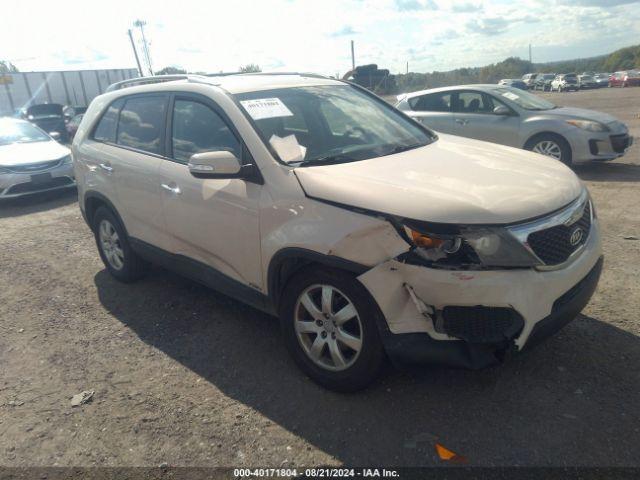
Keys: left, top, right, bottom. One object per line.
{"left": 93, "top": 99, "right": 124, "bottom": 143}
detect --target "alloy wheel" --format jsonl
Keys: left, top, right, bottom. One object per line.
{"left": 294, "top": 284, "right": 363, "bottom": 371}
{"left": 98, "top": 219, "right": 125, "bottom": 270}
{"left": 532, "top": 140, "right": 562, "bottom": 160}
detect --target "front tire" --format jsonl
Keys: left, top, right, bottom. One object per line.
{"left": 525, "top": 133, "right": 573, "bottom": 166}
{"left": 93, "top": 207, "right": 146, "bottom": 283}
{"left": 280, "top": 268, "right": 386, "bottom": 392}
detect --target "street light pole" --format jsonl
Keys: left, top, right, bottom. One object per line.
{"left": 127, "top": 29, "right": 143, "bottom": 77}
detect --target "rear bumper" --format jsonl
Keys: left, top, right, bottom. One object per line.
{"left": 383, "top": 257, "right": 603, "bottom": 369}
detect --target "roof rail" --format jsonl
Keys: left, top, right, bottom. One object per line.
{"left": 105, "top": 74, "right": 206, "bottom": 92}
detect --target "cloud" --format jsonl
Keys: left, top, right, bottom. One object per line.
{"left": 466, "top": 17, "right": 509, "bottom": 35}
{"left": 329, "top": 25, "right": 358, "bottom": 37}
{"left": 394, "top": 0, "right": 438, "bottom": 11}
{"left": 555, "top": 0, "right": 638, "bottom": 5}
{"left": 451, "top": 1, "right": 483, "bottom": 12}
{"left": 431, "top": 29, "right": 461, "bottom": 45}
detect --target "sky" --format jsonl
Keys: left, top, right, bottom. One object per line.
{"left": 2, "top": 0, "right": 639, "bottom": 76}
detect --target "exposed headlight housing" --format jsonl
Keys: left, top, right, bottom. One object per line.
{"left": 60, "top": 154, "right": 73, "bottom": 164}
{"left": 403, "top": 224, "right": 541, "bottom": 269}
{"left": 566, "top": 119, "right": 609, "bottom": 132}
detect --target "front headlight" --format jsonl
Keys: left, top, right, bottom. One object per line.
{"left": 403, "top": 224, "right": 540, "bottom": 268}
{"left": 60, "top": 154, "right": 73, "bottom": 165}
{"left": 566, "top": 119, "right": 609, "bottom": 132}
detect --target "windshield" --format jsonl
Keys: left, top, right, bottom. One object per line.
{"left": 493, "top": 87, "right": 557, "bottom": 111}
{"left": 542, "top": 74, "right": 555, "bottom": 80}
{"left": 0, "top": 121, "right": 50, "bottom": 145}
{"left": 235, "top": 85, "right": 434, "bottom": 166}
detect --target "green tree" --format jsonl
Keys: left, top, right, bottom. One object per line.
{"left": 156, "top": 66, "right": 187, "bottom": 75}
{"left": 239, "top": 64, "right": 261, "bottom": 73}
{"left": 0, "top": 60, "right": 18, "bottom": 73}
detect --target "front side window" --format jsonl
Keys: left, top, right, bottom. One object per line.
{"left": 236, "top": 85, "right": 434, "bottom": 166}
{"left": 116, "top": 96, "right": 166, "bottom": 155}
{"left": 410, "top": 92, "right": 452, "bottom": 112}
{"left": 454, "top": 92, "right": 496, "bottom": 114}
{"left": 93, "top": 99, "right": 124, "bottom": 143}
{"left": 171, "top": 100, "right": 241, "bottom": 163}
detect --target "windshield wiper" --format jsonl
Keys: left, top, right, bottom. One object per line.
{"left": 384, "top": 143, "right": 424, "bottom": 155}
{"left": 295, "top": 154, "right": 361, "bottom": 167}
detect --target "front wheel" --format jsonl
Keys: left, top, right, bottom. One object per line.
{"left": 525, "top": 133, "right": 572, "bottom": 166}
{"left": 279, "top": 268, "right": 386, "bottom": 392}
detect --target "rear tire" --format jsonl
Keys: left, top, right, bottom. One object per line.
{"left": 525, "top": 133, "right": 573, "bottom": 166}
{"left": 93, "top": 207, "right": 146, "bottom": 283}
{"left": 279, "top": 267, "right": 386, "bottom": 392}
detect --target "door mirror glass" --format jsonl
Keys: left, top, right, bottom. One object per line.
{"left": 49, "top": 131, "right": 61, "bottom": 140}
{"left": 493, "top": 105, "right": 510, "bottom": 116}
{"left": 188, "top": 150, "right": 242, "bottom": 177}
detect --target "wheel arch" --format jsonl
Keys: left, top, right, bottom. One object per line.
{"left": 84, "top": 191, "right": 128, "bottom": 235}
{"left": 267, "top": 247, "right": 370, "bottom": 313}
{"left": 522, "top": 130, "right": 571, "bottom": 150}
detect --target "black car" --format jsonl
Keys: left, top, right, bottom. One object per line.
{"left": 25, "top": 103, "right": 69, "bottom": 143}
{"left": 533, "top": 73, "right": 556, "bottom": 91}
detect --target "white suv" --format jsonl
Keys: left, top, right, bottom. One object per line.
{"left": 73, "top": 74, "right": 603, "bottom": 391}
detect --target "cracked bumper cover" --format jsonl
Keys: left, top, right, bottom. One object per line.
{"left": 357, "top": 218, "right": 603, "bottom": 369}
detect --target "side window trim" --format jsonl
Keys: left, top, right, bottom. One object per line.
{"left": 167, "top": 92, "right": 250, "bottom": 166}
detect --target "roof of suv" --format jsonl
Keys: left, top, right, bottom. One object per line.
{"left": 106, "top": 73, "right": 344, "bottom": 95}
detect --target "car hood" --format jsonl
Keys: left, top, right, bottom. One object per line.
{"left": 0, "top": 141, "right": 69, "bottom": 166}
{"left": 294, "top": 134, "right": 583, "bottom": 225}
{"left": 544, "top": 106, "right": 618, "bottom": 125}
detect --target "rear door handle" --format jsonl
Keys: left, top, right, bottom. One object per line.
{"left": 99, "top": 163, "right": 113, "bottom": 172}
{"left": 161, "top": 183, "right": 181, "bottom": 195}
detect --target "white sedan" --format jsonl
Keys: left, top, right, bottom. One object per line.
{"left": 0, "top": 117, "right": 75, "bottom": 198}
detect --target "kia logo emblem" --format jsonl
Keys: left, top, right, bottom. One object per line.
{"left": 569, "top": 227, "right": 584, "bottom": 246}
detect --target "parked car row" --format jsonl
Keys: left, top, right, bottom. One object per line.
{"left": 522, "top": 71, "right": 640, "bottom": 91}
{"left": 396, "top": 84, "right": 633, "bottom": 166}
{"left": 12, "top": 103, "right": 88, "bottom": 144}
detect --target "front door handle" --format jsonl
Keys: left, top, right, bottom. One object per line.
{"left": 455, "top": 119, "right": 469, "bottom": 125}
{"left": 161, "top": 183, "right": 181, "bottom": 195}
{"left": 99, "top": 163, "right": 113, "bottom": 172}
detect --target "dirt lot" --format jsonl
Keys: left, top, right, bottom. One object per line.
{"left": 1, "top": 86, "right": 640, "bottom": 468}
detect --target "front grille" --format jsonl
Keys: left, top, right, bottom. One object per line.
{"left": 6, "top": 159, "right": 61, "bottom": 173}
{"left": 440, "top": 306, "right": 524, "bottom": 344}
{"left": 6, "top": 176, "right": 73, "bottom": 195}
{"left": 527, "top": 202, "right": 591, "bottom": 265}
{"left": 610, "top": 134, "right": 630, "bottom": 153}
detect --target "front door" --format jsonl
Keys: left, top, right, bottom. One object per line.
{"left": 159, "top": 95, "right": 263, "bottom": 291}
{"left": 452, "top": 90, "right": 521, "bottom": 146}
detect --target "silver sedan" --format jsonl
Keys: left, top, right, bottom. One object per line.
{"left": 0, "top": 118, "right": 75, "bottom": 198}
{"left": 395, "top": 85, "right": 633, "bottom": 165}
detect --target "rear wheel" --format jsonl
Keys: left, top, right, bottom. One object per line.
{"left": 280, "top": 268, "right": 386, "bottom": 392}
{"left": 93, "top": 207, "right": 146, "bottom": 282}
{"left": 525, "top": 133, "right": 572, "bottom": 166}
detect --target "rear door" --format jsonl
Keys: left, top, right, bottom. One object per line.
{"left": 452, "top": 90, "right": 520, "bottom": 146}
{"left": 405, "top": 91, "right": 455, "bottom": 134}
{"left": 99, "top": 93, "right": 171, "bottom": 250}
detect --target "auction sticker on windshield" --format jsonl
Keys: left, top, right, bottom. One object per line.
{"left": 240, "top": 98, "right": 293, "bottom": 120}
{"left": 501, "top": 91, "right": 520, "bottom": 101}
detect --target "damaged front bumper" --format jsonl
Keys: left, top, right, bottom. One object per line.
{"left": 357, "top": 219, "right": 603, "bottom": 369}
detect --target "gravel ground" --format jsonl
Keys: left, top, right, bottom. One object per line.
{"left": 1, "top": 87, "right": 639, "bottom": 468}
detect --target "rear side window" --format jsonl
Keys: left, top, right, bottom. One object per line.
{"left": 409, "top": 92, "right": 452, "bottom": 112}
{"left": 171, "top": 99, "right": 241, "bottom": 163}
{"left": 93, "top": 99, "right": 124, "bottom": 143}
{"left": 117, "top": 96, "right": 166, "bottom": 155}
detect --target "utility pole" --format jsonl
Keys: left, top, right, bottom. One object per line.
{"left": 406, "top": 61, "right": 409, "bottom": 74}
{"left": 529, "top": 43, "right": 532, "bottom": 64}
{"left": 351, "top": 40, "right": 355, "bottom": 71}
{"left": 134, "top": 19, "right": 153, "bottom": 75}
{"left": 127, "top": 29, "right": 143, "bottom": 77}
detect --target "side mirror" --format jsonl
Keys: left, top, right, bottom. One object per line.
{"left": 49, "top": 131, "right": 61, "bottom": 140}
{"left": 187, "top": 150, "right": 262, "bottom": 184}
{"left": 493, "top": 105, "right": 510, "bottom": 116}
